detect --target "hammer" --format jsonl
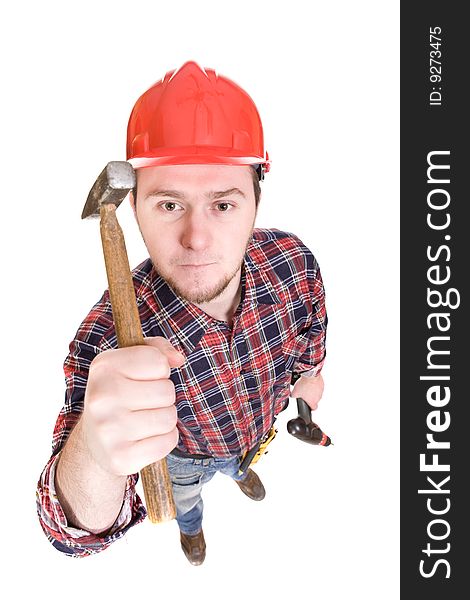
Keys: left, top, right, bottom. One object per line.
{"left": 82, "top": 161, "right": 176, "bottom": 524}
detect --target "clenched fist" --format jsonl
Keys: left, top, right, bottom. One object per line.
{"left": 79, "top": 336, "right": 185, "bottom": 476}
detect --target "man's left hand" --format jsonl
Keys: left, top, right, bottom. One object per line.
{"left": 291, "top": 373, "right": 324, "bottom": 411}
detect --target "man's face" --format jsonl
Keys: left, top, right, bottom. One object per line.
{"left": 132, "top": 164, "right": 257, "bottom": 304}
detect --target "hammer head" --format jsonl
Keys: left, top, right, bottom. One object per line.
{"left": 81, "top": 161, "right": 136, "bottom": 219}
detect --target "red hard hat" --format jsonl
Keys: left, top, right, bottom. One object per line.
{"left": 126, "top": 61, "right": 270, "bottom": 178}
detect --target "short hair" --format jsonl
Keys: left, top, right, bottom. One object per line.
{"left": 251, "top": 165, "right": 262, "bottom": 208}
{"left": 133, "top": 165, "right": 262, "bottom": 208}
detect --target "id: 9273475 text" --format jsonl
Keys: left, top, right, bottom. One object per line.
{"left": 429, "top": 26, "right": 442, "bottom": 106}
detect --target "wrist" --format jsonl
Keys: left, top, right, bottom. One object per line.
{"left": 59, "top": 417, "right": 125, "bottom": 485}
{"left": 299, "top": 368, "right": 321, "bottom": 378}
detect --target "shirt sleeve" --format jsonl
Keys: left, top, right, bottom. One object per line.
{"left": 36, "top": 293, "right": 147, "bottom": 557}
{"left": 36, "top": 452, "right": 146, "bottom": 557}
{"left": 292, "top": 259, "right": 328, "bottom": 378}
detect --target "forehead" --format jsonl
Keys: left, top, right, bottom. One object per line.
{"left": 136, "top": 164, "right": 253, "bottom": 190}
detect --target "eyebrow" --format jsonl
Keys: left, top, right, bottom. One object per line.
{"left": 145, "top": 187, "right": 246, "bottom": 201}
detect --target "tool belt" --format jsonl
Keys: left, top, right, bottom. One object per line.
{"left": 238, "top": 425, "right": 278, "bottom": 476}
{"left": 170, "top": 424, "right": 278, "bottom": 475}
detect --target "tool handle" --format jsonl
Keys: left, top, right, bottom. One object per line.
{"left": 296, "top": 397, "right": 312, "bottom": 424}
{"left": 238, "top": 445, "right": 260, "bottom": 477}
{"left": 287, "top": 373, "right": 332, "bottom": 446}
{"left": 100, "top": 203, "right": 176, "bottom": 523}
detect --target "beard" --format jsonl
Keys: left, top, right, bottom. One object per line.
{"left": 152, "top": 233, "right": 253, "bottom": 305}
{"left": 160, "top": 260, "right": 243, "bottom": 304}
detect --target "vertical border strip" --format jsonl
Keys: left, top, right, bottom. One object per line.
{"left": 401, "top": 2, "right": 467, "bottom": 595}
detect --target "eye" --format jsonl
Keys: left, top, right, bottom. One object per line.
{"left": 161, "top": 201, "right": 182, "bottom": 212}
{"left": 216, "top": 202, "right": 232, "bottom": 212}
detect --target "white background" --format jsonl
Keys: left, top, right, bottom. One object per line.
{"left": 0, "top": 1, "right": 399, "bottom": 598}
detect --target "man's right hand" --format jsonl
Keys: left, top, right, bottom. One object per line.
{"left": 79, "top": 336, "right": 185, "bottom": 477}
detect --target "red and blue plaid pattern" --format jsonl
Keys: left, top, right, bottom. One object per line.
{"left": 37, "top": 228, "right": 327, "bottom": 556}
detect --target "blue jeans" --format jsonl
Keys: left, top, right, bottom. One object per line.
{"left": 166, "top": 453, "right": 247, "bottom": 535}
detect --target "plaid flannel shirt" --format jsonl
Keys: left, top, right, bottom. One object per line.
{"left": 36, "top": 228, "right": 327, "bottom": 557}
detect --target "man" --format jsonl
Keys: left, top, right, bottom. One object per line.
{"left": 36, "top": 61, "right": 327, "bottom": 565}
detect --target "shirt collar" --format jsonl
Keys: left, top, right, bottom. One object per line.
{"left": 138, "top": 244, "right": 283, "bottom": 354}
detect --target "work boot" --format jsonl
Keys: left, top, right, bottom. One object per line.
{"left": 235, "top": 468, "right": 266, "bottom": 501}
{"left": 180, "top": 529, "right": 206, "bottom": 566}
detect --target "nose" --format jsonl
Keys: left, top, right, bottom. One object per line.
{"left": 180, "top": 208, "right": 212, "bottom": 252}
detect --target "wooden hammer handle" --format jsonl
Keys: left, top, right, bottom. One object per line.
{"left": 99, "top": 203, "right": 176, "bottom": 523}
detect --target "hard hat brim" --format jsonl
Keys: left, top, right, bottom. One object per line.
{"left": 127, "top": 146, "right": 269, "bottom": 170}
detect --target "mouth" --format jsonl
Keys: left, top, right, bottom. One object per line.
{"left": 178, "top": 263, "right": 215, "bottom": 268}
